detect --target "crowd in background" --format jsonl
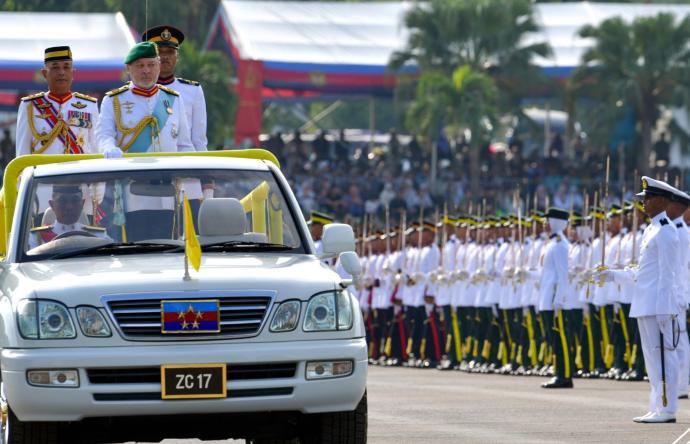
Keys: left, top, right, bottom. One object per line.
{"left": 261, "top": 129, "right": 682, "bottom": 225}
{"left": 0, "top": 124, "right": 680, "bottom": 225}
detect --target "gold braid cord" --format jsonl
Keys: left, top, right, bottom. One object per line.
{"left": 113, "top": 96, "right": 159, "bottom": 152}
{"left": 27, "top": 101, "right": 71, "bottom": 154}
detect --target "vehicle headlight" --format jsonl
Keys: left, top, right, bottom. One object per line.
{"left": 303, "top": 291, "right": 353, "bottom": 332}
{"left": 17, "top": 300, "right": 76, "bottom": 339}
{"left": 76, "top": 306, "right": 111, "bottom": 337}
{"left": 270, "top": 300, "right": 301, "bottom": 332}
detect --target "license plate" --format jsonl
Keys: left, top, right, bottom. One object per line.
{"left": 161, "top": 364, "right": 227, "bottom": 400}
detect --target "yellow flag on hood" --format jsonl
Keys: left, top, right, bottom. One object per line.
{"left": 184, "top": 195, "right": 201, "bottom": 271}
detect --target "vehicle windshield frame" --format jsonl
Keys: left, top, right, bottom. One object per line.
{"left": 16, "top": 166, "right": 309, "bottom": 262}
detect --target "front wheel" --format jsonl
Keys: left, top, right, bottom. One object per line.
{"left": 2, "top": 409, "right": 60, "bottom": 444}
{"left": 1, "top": 382, "right": 60, "bottom": 444}
{"left": 300, "top": 391, "right": 367, "bottom": 444}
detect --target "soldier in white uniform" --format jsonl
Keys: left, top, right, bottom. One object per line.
{"left": 143, "top": 25, "right": 211, "bottom": 215}
{"left": 308, "top": 211, "right": 335, "bottom": 257}
{"left": 16, "top": 46, "right": 99, "bottom": 157}
{"left": 597, "top": 177, "right": 680, "bottom": 423}
{"left": 538, "top": 208, "right": 572, "bottom": 389}
{"left": 665, "top": 185, "right": 690, "bottom": 398}
{"left": 96, "top": 42, "right": 194, "bottom": 241}
{"left": 28, "top": 185, "right": 109, "bottom": 250}
{"left": 142, "top": 25, "right": 208, "bottom": 151}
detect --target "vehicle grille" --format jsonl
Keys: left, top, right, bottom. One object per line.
{"left": 92, "top": 387, "right": 294, "bottom": 401}
{"left": 106, "top": 295, "right": 273, "bottom": 339}
{"left": 87, "top": 363, "right": 298, "bottom": 384}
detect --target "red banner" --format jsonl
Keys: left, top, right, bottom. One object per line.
{"left": 234, "top": 60, "right": 263, "bottom": 146}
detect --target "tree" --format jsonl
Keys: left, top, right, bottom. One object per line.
{"left": 176, "top": 42, "right": 235, "bottom": 148}
{"left": 576, "top": 13, "right": 690, "bottom": 174}
{"left": 391, "top": 0, "right": 549, "bottom": 195}
{"left": 406, "top": 66, "right": 497, "bottom": 195}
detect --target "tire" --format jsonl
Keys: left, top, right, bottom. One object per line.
{"left": 300, "top": 391, "right": 367, "bottom": 444}
{"left": 4, "top": 409, "right": 60, "bottom": 444}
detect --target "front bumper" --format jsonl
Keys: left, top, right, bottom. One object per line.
{"left": 1, "top": 338, "right": 367, "bottom": 422}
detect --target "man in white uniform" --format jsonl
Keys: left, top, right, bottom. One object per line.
{"left": 28, "top": 185, "right": 108, "bottom": 250}
{"left": 142, "top": 25, "right": 208, "bottom": 150}
{"left": 96, "top": 42, "right": 194, "bottom": 241}
{"left": 16, "top": 46, "right": 99, "bottom": 157}
{"left": 597, "top": 177, "right": 680, "bottom": 423}
{"left": 538, "top": 207, "right": 572, "bottom": 389}
{"left": 665, "top": 185, "right": 690, "bottom": 399}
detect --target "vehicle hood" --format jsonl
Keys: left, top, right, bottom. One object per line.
{"left": 9, "top": 253, "right": 341, "bottom": 306}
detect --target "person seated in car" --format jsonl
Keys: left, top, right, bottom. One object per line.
{"left": 28, "top": 184, "right": 109, "bottom": 249}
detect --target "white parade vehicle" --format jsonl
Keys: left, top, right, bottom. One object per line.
{"left": 0, "top": 150, "right": 367, "bottom": 444}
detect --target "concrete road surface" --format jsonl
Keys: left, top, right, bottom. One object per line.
{"left": 121, "top": 366, "right": 690, "bottom": 444}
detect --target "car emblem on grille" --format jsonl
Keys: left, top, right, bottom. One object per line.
{"left": 161, "top": 299, "right": 220, "bottom": 334}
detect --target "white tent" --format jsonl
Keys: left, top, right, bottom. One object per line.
{"left": 0, "top": 11, "right": 136, "bottom": 91}
{"left": 209, "top": 1, "right": 690, "bottom": 76}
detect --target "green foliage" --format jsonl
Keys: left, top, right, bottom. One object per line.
{"left": 176, "top": 42, "right": 236, "bottom": 148}
{"left": 574, "top": 12, "right": 690, "bottom": 171}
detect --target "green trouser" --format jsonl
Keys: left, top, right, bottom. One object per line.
{"left": 580, "top": 306, "right": 598, "bottom": 372}
{"left": 478, "top": 307, "right": 499, "bottom": 365}
{"left": 623, "top": 303, "right": 644, "bottom": 373}
{"left": 543, "top": 309, "right": 573, "bottom": 380}
{"left": 569, "top": 308, "right": 584, "bottom": 371}
{"left": 591, "top": 305, "right": 607, "bottom": 370}
{"left": 612, "top": 304, "right": 632, "bottom": 370}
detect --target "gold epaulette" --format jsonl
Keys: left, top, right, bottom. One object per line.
{"left": 21, "top": 92, "right": 45, "bottom": 102}
{"left": 74, "top": 92, "right": 97, "bottom": 103}
{"left": 177, "top": 77, "right": 200, "bottom": 86}
{"left": 106, "top": 85, "right": 130, "bottom": 97}
{"left": 83, "top": 225, "right": 106, "bottom": 232}
{"left": 158, "top": 85, "right": 180, "bottom": 96}
{"left": 30, "top": 225, "right": 54, "bottom": 232}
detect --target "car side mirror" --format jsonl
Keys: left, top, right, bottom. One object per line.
{"left": 338, "top": 251, "right": 361, "bottom": 287}
{"left": 320, "top": 223, "right": 355, "bottom": 257}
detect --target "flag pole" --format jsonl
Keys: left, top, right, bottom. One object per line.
{"left": 183, "top": 189, "right": 191, "bottom": 281}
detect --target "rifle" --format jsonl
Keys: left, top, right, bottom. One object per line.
{"left": 598, "top": 156, "right": 610, "bottom": 287}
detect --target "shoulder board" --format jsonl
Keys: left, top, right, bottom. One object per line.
{"left": 158, "top": 85, "right": 180, "bottom": 96}
{"left": 30, "top": 225, "right": 53, "bottom": 232}
{"left": 21, "top": 92, "right": 45, "bottom": 102}
{"left": 73, "top": 92, "right": 97, "bottom": 103}
{"left": 83, "top": 225, "right": 106, "bottom": 231}
{"left": 177, "top": 77, "right": 200, "bottom": 86}
{"left": 660, "top": 218, "right": 669, "bottom": 226}
{"left": 105, "top": 85, "right": 130, "bottom": 97}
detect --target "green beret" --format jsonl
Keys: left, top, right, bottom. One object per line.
{"left": 125, "top": 42, "right": 159, "bottom": 65}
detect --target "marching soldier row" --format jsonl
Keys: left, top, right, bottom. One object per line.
{"left": 323, "top": 173, "right": 690, "bottom": 424}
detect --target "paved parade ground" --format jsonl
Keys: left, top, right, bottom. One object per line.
{"left": 124, "top": 366, "right": 690, "bottom": 444}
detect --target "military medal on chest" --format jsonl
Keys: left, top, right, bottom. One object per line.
{"left": 122, "top": 101, "right": 135, "bottom": 114}
{"left": 164, "top": 99, "right": 173, "bottom": 115}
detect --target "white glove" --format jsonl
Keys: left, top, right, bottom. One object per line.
{"left": 103, "top": 146, "right": 123, "bottom": 159}
{"left": 594, "top": 269, "right": 615, "bottom": 284}
{"left": 202, "top": 187, "right": 214, "bottom": 200}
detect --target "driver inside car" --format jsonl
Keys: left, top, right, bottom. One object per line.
{"left": 28, "top": 184, "right": 109, "bottom": 249}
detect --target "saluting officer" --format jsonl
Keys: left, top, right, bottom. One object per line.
{"left": 142, "top": 25, "right": 208, "bottom": 151}
{"left": 16, "top": 46, "right": 99, "bottom": 156}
